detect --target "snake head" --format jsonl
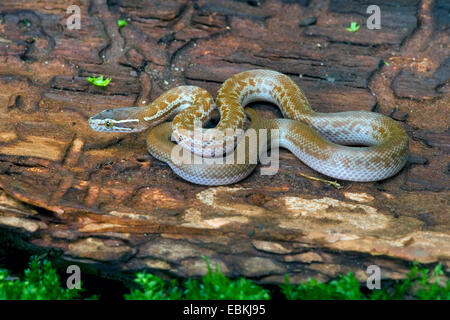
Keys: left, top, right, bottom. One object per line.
{"left": 88, "top": 107, "right": 147, "bottom": 133}
{"left": 88, "top": 116, "right": 116, "bottom": 132}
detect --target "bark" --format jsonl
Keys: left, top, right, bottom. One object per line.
{"left": 0, "top": 0, "right": 448, "bottom": 284}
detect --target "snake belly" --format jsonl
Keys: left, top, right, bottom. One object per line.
{"left": 89, "top": 69, "right": 409, "bottom": 185}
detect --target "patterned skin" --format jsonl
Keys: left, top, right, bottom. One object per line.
{"left": 89, "top": 70, "right": 409, "bottom": 185}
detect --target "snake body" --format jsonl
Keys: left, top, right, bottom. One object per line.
{"left": 89, "top": 70, "right": 409, "bottom": 185}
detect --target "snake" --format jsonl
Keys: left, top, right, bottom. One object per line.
{"left": 88, "top": 69, "right": 409, "bottom": 185}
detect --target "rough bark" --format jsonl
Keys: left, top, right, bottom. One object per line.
{"left": 0, "top": 0, "right": 449, "bottom": 284}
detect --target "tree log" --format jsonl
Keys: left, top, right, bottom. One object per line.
{"left": 0, "top": 0, "right": 449, "bottom": 284}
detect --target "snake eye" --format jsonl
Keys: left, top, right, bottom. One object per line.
{"left": 105, "top": 120, "right": 113, "bottom": 128}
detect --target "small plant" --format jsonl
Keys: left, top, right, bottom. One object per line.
{"left": 125, "top": 257, "right": 270, "bottom": 300}
{"left": 282, "top": 263, "right": 449, "bottom": 300}
{"left": 369, "top": 262, "right": 450, "bottom": 300}
{"left": 282, "top": 273, "right": 364, "bottom": 300}
{"left": 346, "top": 22, "right": 360, "bottom": 32}
{"left": 0, "top": 257, "right": 84, "bottom": 300}
{"left": 1, "top": 256, "right": 448, "bottom": 300}
{"left": 117, "top": 19, "right": 128, "bottom": 28}
{"left": 125, "top": 273, "right": 183, "bottom": 300}
{"left": 183, "top": 260, "right": 270, "bottom": 300}
{"left": 87, "top": 75, "right": 111, "bottom": 87}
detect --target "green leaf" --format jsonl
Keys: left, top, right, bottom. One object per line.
{"left": 87, "top": 75, "right": 111, "bottom": 87}
{"left": 117, "top": 19, "right": 128, "bottom": 28}
{"left": 346, "top": 22, "right": 360, "bottom": 32}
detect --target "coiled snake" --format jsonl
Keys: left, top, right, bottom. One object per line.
{"left": 88, "top": 70, "right": 408, "bottom": 185}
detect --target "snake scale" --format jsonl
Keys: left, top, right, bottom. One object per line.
{"left": 89, "top": 69, "right": 409, "bottom": 185}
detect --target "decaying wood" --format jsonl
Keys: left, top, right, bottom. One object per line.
{"left": 0, "top": 0, "right": 449, "bottom": 284}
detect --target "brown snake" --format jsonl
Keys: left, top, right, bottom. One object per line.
{"left": 89, "top": 70, "right": 409, "bottom": 185}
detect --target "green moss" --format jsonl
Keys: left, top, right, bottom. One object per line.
{"left": 282, "top": 263, "right": 449, "bottom": 300}
{"left": 0, "top": 256, "right": 91, "bottom": 300}
{"left": 369, "top": 262, "right": 450, "bottom": 300}
{"left": 124, "top": 273, "right": 183, "bottom": 300}
{"left": 282, "top": 273, "right": 364, "bottom": 300}
{"left": 125, "top": 257, "right": 270, "bottom": 300}
{"left": 1, "top": 256, "right": 448, "bottom": 300}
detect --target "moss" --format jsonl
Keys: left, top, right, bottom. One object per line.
{"left": 1, "top": 256, "right": 448, "bottom": 300}
{"left": 281, "top": 273, "right": 364, "bottom": 300}
{"left": 125, "top": 258, "right": 270, "bottom": 300}
{"left": 282, "top": 262, "right": 449, "bottom": 300}
{"left": 0, "top": 256, "right": 96, "bottom": 300}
